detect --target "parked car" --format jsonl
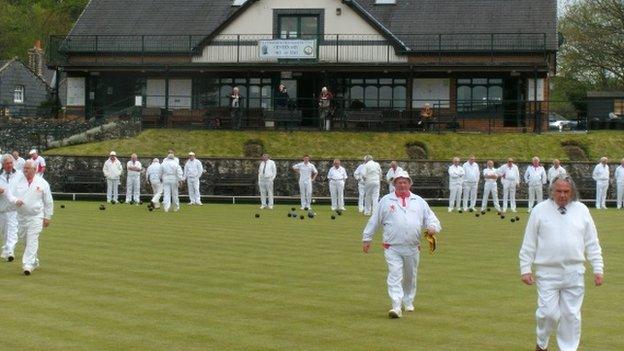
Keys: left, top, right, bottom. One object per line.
{"left": 548, "top": 112, "right": 578, "bottom": 130}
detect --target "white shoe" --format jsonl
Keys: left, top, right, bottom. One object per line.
{"left": 404, "top": 305, "right": 414, "bottom": 312}
{"left": 197, "top": 203, "right": 203, "bottom": 206}
{"left": 331, "top": 207, "right": 337, "bottom": 211}
{"left": 388, "top": 308, "right": 402, "bottom": 318}
{"left": 448, "top": 208, "right": 452, "bottom": 212}
{"left": 300, "top": 207, "right": 305, "bottom": 210}
{"left": 260, "top": 205, "right": 267, "bottom": 209}
{"left": 188, "top": 203, "right": 194, "bottom": 206}
{"left": 358, "top": 208, "right": 364, "bottom": 213}
{"left": 268, "top": 206, "right": 273, "bottom": 210}
{"left": 339, "top": 207, "right": 346, "bottom": 211}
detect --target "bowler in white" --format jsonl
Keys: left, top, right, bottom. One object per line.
{"left": 519, "top": 175, "right": 603, "bottom": 351}
{"left": 498, "top": 158, "right": 520, "bottom": 213}
{"left": 447, "top": 157, "right": 464, "bottom": 212}
{"left": 125, "top": 153, "right": 142, "bottom": 204}
{"left": 146, "top": 158, "right": 163, "bottom": 208}
{"left": 362, "top": 171, "right": 441, "bottom": 318}
{"left": 184, "top": 152, "right": 204, "bottom": 205}
{"left": 103, "top": 151, "right": 123, "bottom": 204}
{"left": 462, "top": 155, "right": 480, "bottom": 211}
{"left": 9, "top": 160, "right": 54, "bottom": 275}
{"left": 0, "top": 154, "right": 19, "bottom": 262}
{"left": 362, "top": 155, "right": 382, "bottom": 216}
{"left": 354, "top": 162, "right": 366, "bottom": 213}
{"left": 327, "top": 159, "right": 348, "bottom": 211}
{"left": 547, "top": 159, "right": 567, "bottom": 186}
{"left": 481, "top": 160, "right": 501, "bottom": 212}
{"left": 524, "top": 156, "right": 547, "bottom": 212}
{"left": 385, "top": 161, "right": 403, "bottom": 194}
{"left": 161, "top": 152, "right": 184, "bottom": 212}
{"left": 615, "top": 158, "right": 624, "bottom": 209}
{"left": 592, "top": 157, "right": 610, "bottom": 209}
{"left": 258, "top": 154, "right": 277, "bottom": 209}
{"left": 292, "top": 155, "right": 318, "bottom": 210}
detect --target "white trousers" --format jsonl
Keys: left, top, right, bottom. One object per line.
{"left": 617, "top": 182, "right": 624, "bottom": 209}
{"left": 448, "top": 183, "right": 462, "bottom": 210}
{"left": 150, "top": 181, "right": 163, "bottom": 207}
{"left": 187, "top": 177, "right": 201, "bottom": 204}
{"left": 259, "top": 178, "right": 274, "bottom": 207}
{"left": 106, "top": 179, "right": 119, "bottom": 202}
{"left": 462, "top": 181, "right": 478, "bottom": 210}
{"left": 357, "top": 182, "right": 366, "bottom": 212}
{"left": 535, "top": 271, "right": 584, "bottom": 351}
{"left": 527, "top": 184, "right": 543, "bottom": 211}
{"left": 502, "top": 180, "right": 517, "bottom": 212}
{"left": 595, "top": 180, "right": 608, "bottom": 209}
{"left": 125, "top": 175, "right": 141, "bottom": 203}
{"left": 384, "top": 245, "right": 420, "bottom": 310}
{"left": 17, "top": 215, "right": 43, "bottom": 270}
{"left": 364, "top": 182, "right": 380, "bottom": 215}
{"left": 162, "top": 181, "right": 180, "bottom": 212}
{"left": 481, "top": 182, "right": 501, "bottom": 211}
{"left": 299, "top": 180, "right": 313, "bottom": 209}
{"left": 0, "top": 211, "right": 19, "bottom": 257}
{"left": 329, "top": 180, "right": 345, "bottom": 210}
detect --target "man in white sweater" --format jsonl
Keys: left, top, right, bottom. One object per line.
{"left": 184, "top": 152, "right": 204, "bottom": 205}
{"left": 447, "top": 157, "right": 464, "bottom": 212}
{"left": 519, "top": 175, "right": 603, "bottom": 351}
{"left": 385, "top": 161, "right": 404, "bottom": 194}
{"left": 547, "top": 159, "right": 567, "bottom": 186}
{"left": 9, "top": 160, "right": 54, "bottom": 275}
{"left": 258, "top": 154, "right": 277, "bottom": 209}
{"left": 362, "top": 171, "right": 441, "bottom": 318}
{"left": 615, "top": 158, "right": 624, "bottom": 209}
{"left": 480, "top": 160, "right": 501, "bottom": 212}
{"left": 103, "top": 151, "right": 123, "bottom": 204}
{"left": 292, "top": 155, "right": 318, "bottom": 210}
{"left": 125, "top": 153, "right": 142, "bottom": 205}
{"left": 0, "top": 154, "right": 20, "bottom": 262}
{"left": 353, "top": 163, "right": 367, "bottom": 213}
{"left": 524, "top": 156, "right": 547, "bottom": 212}
{"left": 592, "top": 157, "right": 610, "bottom": 209}
{"left": 327, "top": 159, "right": 348, "bottom": 211}
{"left": 362, "top": 155, "right": 382, "bottom": 216}
{"left": 161, "top": 152, "right": 184, "bottom": 212}
{"left": 462, "top": 155, "right": 480, "bottom": 211}
{"left": 498, "top": 158, "right": 520, "bottom": 213}
{"left": 146, "top": 158, "right": 163, "bottom": 209}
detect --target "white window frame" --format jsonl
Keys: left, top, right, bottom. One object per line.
{"left": 375, "top": 0, "right": 397, "bottom": 4}
{"left": 232, "top": 0, "right": 247, "bottom": 6}
{"left": 14, "top": 85, "right": 24, "bottom": 104}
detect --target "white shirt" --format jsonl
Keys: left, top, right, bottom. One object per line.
{"left": 9, "top": 173, "right": 53, "bottom": 219}
{"left": 13, "top": 157, "right": 25, "bottom": 171}
{"left": 363, "top": 160, "right": 382, "bottom": 183}
{"left": 362, "top": 192, "right": 441, "bottom": 246}
{"left": 146, "top": 162, "right": 162, "bottom": 183}
{"left": 31, "top": 155, "right": 46, "bottom": 175}
{"left": 547, "top": 165, "right": 567, "bottom": 185}
{"left": 258, "top": 159, "right": 277, "bottom": 180}
{"left": 184, "top": 159, "right": 204, "bottom": 179}
{"left": 327, "top": 166, "right": 348, "bottom": 182}
{"left": 126, "top": 160, "right": 142, "bottom": 178}
{"left": 103, "top": 158, "right": 123, "bottom": 180}
{"left": 448, "top": 164, "right": 465, "bottom": 186}
{"left": 354, "top": 164, "right": 366, "bottom": 185}
{"left": 524, "top": 165, "right": 547, "bottom": 186}
{"left": 482, "top": 167, "right": 499, "bottom": 184}
{"left": 0, "top": 169, "right": 19, "bottom": 212}
{"left": 293, "top": 162, "right": 318, "bottom": 183}
{"left": 592, "top": 163, "right": 609, "bottom": 182}
{"left": 498, "top": 163, "right": 520, "bottom": 184}
{"left": 385, "top": 166, "right": 404, "bottom": 184}
{"left": 462, "top": 161, "right": 480, "bottom": 183}
{"left": 161, "top": 158, "right": 183, "bottom": 183}
{"left": 615, "top": 165, "right": 624, "bottom": 184}
{"left": 519, "top": 200, "right": 603, "bottom": 275}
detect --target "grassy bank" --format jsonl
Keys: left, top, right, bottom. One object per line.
{"left": 45, "top": 129, "right": 624, "bottom": 161}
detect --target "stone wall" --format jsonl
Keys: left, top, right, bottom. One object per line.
{"left": 44, "top": 156, "right": 615, "bottom": 202}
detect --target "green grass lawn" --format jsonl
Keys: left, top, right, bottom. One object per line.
{"left": 44, "top": 129, "right": 624, "bottom": 161}
{"left": 0, "top": 202, "right": 622, "bottom": 350}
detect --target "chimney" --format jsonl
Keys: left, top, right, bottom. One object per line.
{"left": 27, "top": 40, "right": 44, "bottom": 77}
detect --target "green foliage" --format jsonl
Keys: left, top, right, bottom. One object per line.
{"left": 0, "top": 202, "right": 621, "bottom": 350}
{"left": 0, "top": 0, "right": 88, "bottom": 60}
{"left": 45, "top": 129, "right": 624, "bottom": 162}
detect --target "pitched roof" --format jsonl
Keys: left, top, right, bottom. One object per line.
{"left": 0, "top": 58, "right": 16, "bottom": 73}
{"left": 66, "top": 0, "right": 557, "bottom": 52}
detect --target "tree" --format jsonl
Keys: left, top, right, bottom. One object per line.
{"left": 558, "top": 0, "right": 624, "bottom": 89}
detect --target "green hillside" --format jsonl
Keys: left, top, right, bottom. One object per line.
{"left": 45, "top": 129, "right": 624, "bottom": 161}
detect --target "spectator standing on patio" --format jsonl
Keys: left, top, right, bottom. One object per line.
{"left": 230, "top": 87, "right": 244, "bottom": 130}
{"left": 419, "top": 103, "right": 434, "bottom": 131}
{"left": 276, "top": 84, "right": 289, "bottom": 109}
{"left": 592, "top": 157, "right": 610, "bottom": 209}
{"left": 318, "top": 87, "right": 334, "bottom": 131}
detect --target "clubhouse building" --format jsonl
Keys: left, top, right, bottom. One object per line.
{"left": 49, "top": 0, "right": 557, "bottom": 131}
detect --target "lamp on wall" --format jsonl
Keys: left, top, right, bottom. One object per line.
{"left": 336, "top": 8, "right": 341, "bottom": 15}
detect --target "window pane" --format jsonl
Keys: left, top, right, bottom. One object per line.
{"left": 261, "top": 85, "right": 272, "bottom": 108}
{"left": 489, "top": 78, "right": 503, "bottom": 84}
{"left": 220, "top": 85, "right": 232, "bottom": 106}
{"left": 365, "top": 79, "right": 378, "bottom": 84}
{"left": 301, "top": 16, "right": 318, "bottom": 35}
{"left": 394, "top": 79, "right": 406, "bottom": 84}
{"left": 351, "top": 79, "right": 363, "bottom": 84}
{"left": 488, "top": 86, "right": 502, "bottom": 102}
{"left": 473, "top": 86, "right": 487, "bottom": 110}
{"left": 457, "top": 86, "right": 471, "bottom": 111}
{"left": 350, "top": 86, "right": 363, "bottom": 100}
{"left": 280, "top": 17, "right": 298, "bottom": 38}
{"left": 365, "top": 86, "right": 378, "bottom": 107}
{"left": 379, "top": 86, "right": 392, "bottom": 108}
{"left": 473, "top": 78, "right": 487, "bottom": 84}
{"left": 235, "top": 78, "right": 246, "bottom": 84}
{"left": 393, "top": 86, "right": 406, "bottom": 107}
{"left": 379, "top": 78, "right": 392, "bottom": 85}
{"left": 249, "top": 85, "right": 261, "bottom": 107}
{"left": 457, "top": 78, "right": 471, "bottom": 84}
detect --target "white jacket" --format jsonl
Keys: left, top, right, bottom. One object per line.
{"left": 9, "top": 173, "right": 53, "bottom": 219}
{"left": 103, "top": 159, "right": 123, "bottom": 180}
{"left": 0, "top": 170, "right": 19, "bottom": 213}
{"left": 184, "top": 159, "right": 204, "bottom": 179}
{"left": 258, "top": 159, "right": 277, "bottom": 181}
{"left": 362, "top": 192, "right": 441, "bottom": 246}
{"left": 615, "top": 165, "right": 624, "bottom": 184}
{"left": 146, "top": 163, "right": 162, "bottom": 184}
{"left": 363, "top": 160, "right": 382, "bottom": 184}
{"left": 462, "top": 161, "right": 480, "bottom": 183}
{"left": 592, "top": 164, "right": 609, "bottom": 182}
{"left": 524, "top": 165, "right": 547, "bottom": 186}
{"left": 385, "top": 166, "right": 404, "bottom": 185}
{"left": 448, "top": 165, "right": 465, "bottom": 186}
{"left": 354, "top": 164, "right": 366, "bottom": 185}
{"left": 161, "top": 158, "right": 183, "bottom": 183}
{"left": 327, "top": 166, "right": 348, "bottom": 182}
{"left": 498, "top": 164, "right": 520, "bottom": 184}
{"left": 547, "top": 166, "right": 567, "bottom": 185}
{"left": 126, "top": 160, "right": 142, "bottom": 178}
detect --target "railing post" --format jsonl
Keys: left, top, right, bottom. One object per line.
{"left": 336, "top": 34, "right": 339, "bottom": 63}
{"left": 141, "top": 35, "right": 145, "bottom": 64}
{"left": 237, "top": 35, "right": 240, "bottom": 63}
{"left": 387, "top": 41, "right": 390, "bottom": 63}
{"left": 438, "top": 34, "right": 442, "bottom": 64}
{"left": 490, "top": 33, "right": 494, "bottom": 63}
{"left": 94, "top": 35, "right": 99, "bottom": 64}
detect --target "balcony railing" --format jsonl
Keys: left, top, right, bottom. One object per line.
{"left": 47, "top": 33, "right": 547, "bottom": 66}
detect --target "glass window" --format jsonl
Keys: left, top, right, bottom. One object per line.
{"left": 249, "top": 78, "right": 261, "bottom": 84}
{"left": 14, "top": 86, "right": 24, "bottom": 104}
{"left": 393, "top": 86, "right": 406, "bottom": 109}
{"left": 301, "top": 17, "right": 318, "bottom": 37}
{"left": 614, "top": 99, "right": 624, "bottom": 115}
{"left": 394, "top": 79, "right": 406, "bottom": 84}
{"left": 365, "top": 79, "right": 378, "bottom": 84}
{"left": 351, "top": 79, "right": 364, "bottom": 84}
{"left": 220, "top": 85, "right": 232, "bottom": 106}
{"left": 457, "top": 79, "right": 471, "bottom": 84}
{"left": 365, "top": 86, "right": 378, "bottom": 107}
{"left": 379, "top": 86, "right": 392, "bottom": 108}
{"left": 488, "top": 86, "right": 503, "bottom": 101}
{"left": 248, "top": 86, "right": 261, "bottom": 108}
{"left": 379, "top": 78, "right": 393, "bottom": 85}
{"left": 473, "top": 78, "right": 488, "bottom": 84}
{"left": 235, "top": 78, "right": 247, "bottom": 84}
{"left": 280, "top": 17, "right": 298, "bottom": 39}
{"left": 457, "top": 86, "right": 472, "bottom": 112}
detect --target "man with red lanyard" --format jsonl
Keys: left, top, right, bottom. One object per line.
{"left": 362, "top": 170, "right": 441, "bottom": 318}
{"left": 29, "top": 149, "right": 46, "bottom": 177}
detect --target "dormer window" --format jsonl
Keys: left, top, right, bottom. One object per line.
{"left": 375, "top": 0, "right": 396, "bottom": 4}
{"left": 232, "top": 0, "right": 247, "bottom": 6}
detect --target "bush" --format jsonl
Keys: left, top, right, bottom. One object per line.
{"left": 405, "top": 141, "right": 428, "bottom": 160}
{"left": 561, "top": 140, "right": 589, "bottom": 161}
{"left": 243, "top": 139, "right": 264, "bottom": 158}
